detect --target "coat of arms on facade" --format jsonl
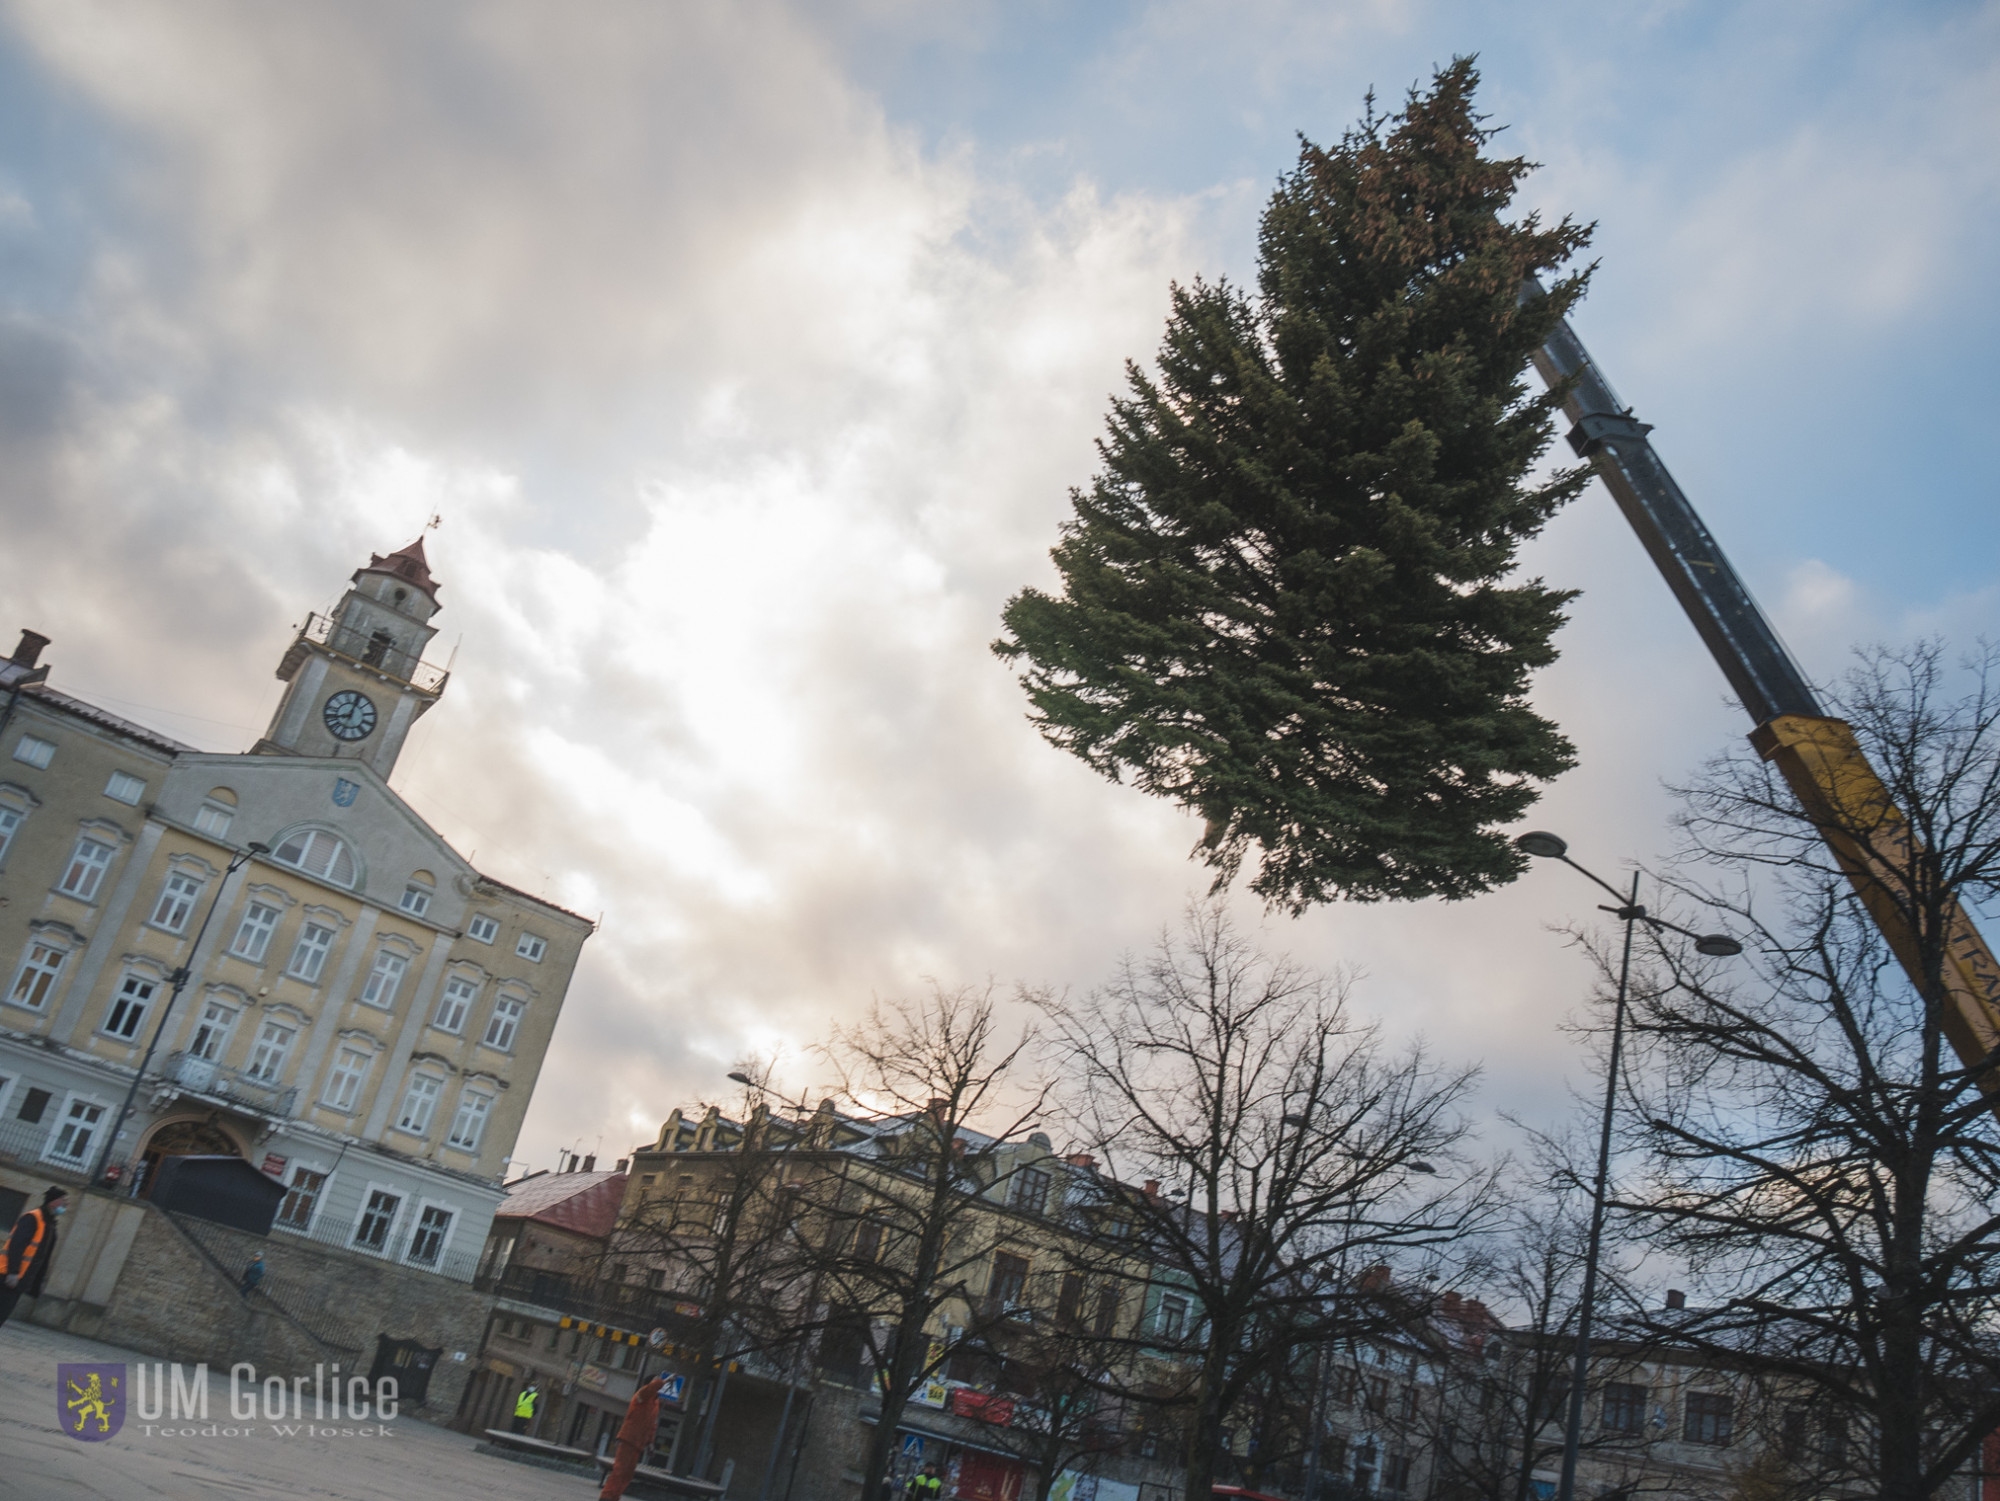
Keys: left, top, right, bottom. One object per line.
{"left": 57, "top": 1363, "right": 124, "bottom": 1441}
{"left": 332, "top": 777, "right": 360, "bottom": 807}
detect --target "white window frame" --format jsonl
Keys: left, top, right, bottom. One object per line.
{"left": 57, "top": 834, "right": 116, "bottom": 901}
{"left": 148, "top": 869, "right": 207, "bottom": 934}
{"left": 42, "top": 1091, "right": 110, "bottom": 1167}
{"left": 350, "top": 1184, "right": 404, "bottom": 1255}
{"left": 404, "top": 1202, "right": 457, "bottom": 1267}
{"left": 466, "top": 913, "right": 499, "bottom": 944}
{"left": 230, "top": 900, "right": 283, "bottom": 963}
{"left": 5, "top": 938, "right": 69, "bottom": 1012}
{"left": 0, "top": 802, "right": 23, "bottom": 864}
{"left": 395, "top": 1072, "right": 444, "bottom": 1136}
{"left": 193, "top": 802, "right": 234, "bottom": 839}
{"left": 275, "top": 1161, "right": 332, "bottom": 1234}
{"left": 446, "top": 1086, "right": 494, "bottom": 1152}
{"left": 12, "top": 734, "right": 54, "bottom": 769}
{"left": 358, "top": 949, "right": 409, "bottom": 1008}
{"left": 515, "top": 932, "right": 546, "bottom": 962}
{"left": 432, "top": 973, "right": 479, "bottom": 1034}
{"left": 188, "top": 998, "right": 238, "bottom": 1062}
{"left": 481, "top": 992, "right": 526, "bottom": 1053}
{"left": 286, "top": 922, "right": 336, "bottom": 983}
{"left": 102, "top": 972, "right": 159, "bottom": 1041}
{"left": 245, "top": 1018, "right": 296, "bottom": 1082}
{"left": 104, "top": 770, "right": 146, "bottom": 805}
{"left": 399, "top": 882, "right": 433, "bottom": 917}
{"left": 270, "top": 827, "right": 358, "bottom": 888}
{"left": 321, "top": 1044, "right": 374, "bottom": 1113}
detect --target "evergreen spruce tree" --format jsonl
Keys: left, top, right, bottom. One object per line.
{"left": 995, "top": 60, "right": 1593, "bottom": 909}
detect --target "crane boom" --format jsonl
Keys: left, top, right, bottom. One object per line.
{"left": 1530, "top": 317, "right": 2000, "bottom": 1084}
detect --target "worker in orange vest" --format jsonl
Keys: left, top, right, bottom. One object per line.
{"left": 599, "top": 1374, "right": 666, "bottom": 1500}
{"left": 0, "top": 1186, "right": 69, "bottom": 1329}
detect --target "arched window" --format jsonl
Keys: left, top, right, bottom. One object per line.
{"left": 270, "top": 828, "right": 357, "bottom": 888}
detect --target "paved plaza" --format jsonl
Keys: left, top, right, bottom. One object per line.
{"left": 0, "top": 1319, "right": 594, "bottom": 1500}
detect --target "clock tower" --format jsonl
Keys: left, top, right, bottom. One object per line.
{"left": 253, "top": 537, "right": 450, "bottom": 779}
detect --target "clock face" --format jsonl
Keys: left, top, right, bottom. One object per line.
{"left": 323, "top": 690, "right": 378, "bottom": 742}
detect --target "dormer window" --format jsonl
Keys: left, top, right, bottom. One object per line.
{"left": 270, "top": 828, "right": 357, "bottom": 888}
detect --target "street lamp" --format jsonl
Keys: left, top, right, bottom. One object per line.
{"left": 1514, "top": 832, "right": 1740, "bottom": 1501}
{"left": 92, "top": 840, "right": 269, "bottom": 1189}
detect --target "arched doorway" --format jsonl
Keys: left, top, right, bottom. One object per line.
{"left": 137, "top": 1116, "right": 244, "bottom": 1199}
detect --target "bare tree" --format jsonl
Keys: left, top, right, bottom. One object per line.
{"left": 1038, "top": 903, "right": 1493, "bottom": 1501}
{"left": 789, "top": 984, "right": 1049, "bottom": 1501}
{"left": 1615, "top": 643, "right": 2000, "bottom": 1501}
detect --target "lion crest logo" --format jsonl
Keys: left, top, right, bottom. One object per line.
{"left": 57, "top": 1363, "right": 125, "bottom": 1441}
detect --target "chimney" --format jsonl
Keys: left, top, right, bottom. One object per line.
{"left": 615, "top": 1158, "right": 629, "bottom": 1173}
{"left": 1064, "top": 1153, "right": 1096, "bottom": 1169}
{"left": 582, "top": 1154, "right": 597, "bottom": 1172}
{"left": 1142, "top": 1179, "right": 1160, "bottom": 1198}
{"left": 1440, "top": 1291, "right": 1463, "bottom": 1312}
{"left": 1665, "top": 1289, "right": 1686, "bottom": 1311}
{"left": 11, "top": 630, "right": 49, "bottom": 668}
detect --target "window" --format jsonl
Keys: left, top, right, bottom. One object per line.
{"left": 399, "top": 882, "right": 432, "bottom": 917}
{"left": 194, "top": 802, "right": 234, "bottom": 839}
{"left": 397, "top": 1073, "right": 442, "bottom": 1134}
{"left": 277, "top": 1166, "right": 327, "bottom": 1231}
{"left": 432, "top": 974, "right": 478, "bottom": 1033}
{"left": 104, "top": 770, "right": 146, "bottom": 805}
{"left": 1011, "top": 1165, "right": 1050, "bottom": 1213}
{"left": 1384, "top": 1454, "right": 1412, "bottom": 1494}
{"left": 230, "top": 902, "right": 282, "bottom": 962}
{"left": 854, "top": 1217, "right": 885, "bottom": 1262}
{"left": 270, "top": 828, "right": 356, "bottom": 887}
{"left": 323, "top": 1046, "right": 373, "bottom": 1112}
{"left": 1093, "top": 1287, "right": 1120, "bottom": 1337}
{"left": 1603, "top": 1382, "right": 1648, "bottom": 1436}
{"left": 1683, "top": 1391, "right": 1734, "bottom": 1446}
{"left": 246, "top": 1019, "right": 295, "bottom": 1082}
{"left": 1156, "top": 1292, "right": 1189, "bottom": 1340}
{"left": 447, "top": 1088, "right": 492, "bottom": 1151}
{"left": 12, "top": 734, "right": 54, "bottom": 769}
{"left": 188, "top": 1000, "right": 236, "bottom": 1061}
{"left": 467, "top": 913, "right": 499, "bottom": 944}
{"left": 407, "top": 1205, "right": 453, "bottom": 1265}
{"left": 7, "top": 941, "right": 66, "bottom": 1011}
{"left": 149, "top": 870, "right": 206, "bottom": 933}
{"left": 57, "top": 835, "right": 115, "bottom": 900}
{"left": 482, "top": 993, "right": 526, "bottom": 1052}
{"left": 990, "top": 1251, "right": 1030, "bottom": 1305}
{"left": 353, "top": 1189, "right": 401, "bottom": 1252}
{"left": 47, "top": 1098, "right": 104, "bottom": 1164}
{"left": 1057, "top": 1272, "right": 1084, "bottom": 1326}
{"left": 0, "top": 804, "right": 22, "bottom": 862}
{"left": 104, "top": 974, "right": 157, "bottom": 1040}
{"left": 515, "top": 932, "right": 546, "bottom": 962}
{"left": 358, "top": 950, "right": 408, "bottom": 1007}
{"left": 17, "top": 1087, "right": 51, "bottom": 1123}
{"left": 286, "top": 922, "right": 335, "bottom": 982}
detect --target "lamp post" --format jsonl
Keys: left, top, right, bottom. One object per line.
{"left": 1514, "top": 831, "right": 1740, "bottom": 1501}
{"left": 92, "top": 839, "right": 268, "bottom": 1189}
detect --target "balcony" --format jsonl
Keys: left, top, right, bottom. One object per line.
{"left": 290, "top": 612, "right": 449, "bottom": 695}
{"left": 159, "top": 1052, "right": 298, "bottom": 1119}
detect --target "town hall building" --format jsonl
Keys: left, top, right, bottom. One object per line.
{"left": 0, "top": 537, "right": 592, "bottom": 1282}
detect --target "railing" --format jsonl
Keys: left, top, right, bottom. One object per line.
{"left": 159, "top": 1052, "right": 299, "bottom": 1118}
{"left": 169, "top": 1210, "right": 372, "bottom": 1356}
{"left": 298, "top": 612, "right": 449, "bottom": 695}
{"left": 481, "top": 1262, "right": 696, "bottom": 1333}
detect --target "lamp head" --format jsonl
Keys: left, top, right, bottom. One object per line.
{"left": 246, "top": 841, "right": 270, "bottom": 857}
{"left": 726, "top": 1070, "right": 755, "bottom": 1087}
{"left": 1695, "top": 933, "right": 1743, "bottom": 958}
{"left": 1513, "top": 830, "right": 1568, "bottom": 860}
{"left": 1408, "top": 1160, "right": 1437, "bottom": 1175}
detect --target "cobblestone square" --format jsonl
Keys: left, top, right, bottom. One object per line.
{"left": 1, "top": 1319, "right": 591, "bottom": 1500}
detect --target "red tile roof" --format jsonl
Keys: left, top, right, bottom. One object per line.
{"left": 496, "top": 1170, "right": 627, "bottom": 1238}
{"left": 360, "top": 536, "right": 441, "bottom": 603}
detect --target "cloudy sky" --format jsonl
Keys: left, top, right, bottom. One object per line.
{"left": 3, "top": 1, "right": 1995, "bottom": 1174}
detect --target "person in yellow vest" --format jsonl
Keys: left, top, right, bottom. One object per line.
{"left": 906, "top": 1461, "right": 943, "bottom": 1501}
{"left": 510, "top": 1381, "right": 540, "bottom": 1435}
{"left": 0, "top": 1186, "right": 69, "bottom": 1329}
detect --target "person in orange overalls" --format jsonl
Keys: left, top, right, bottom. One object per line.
{"left": 599, "top": 1374, "right": 666, "bottom": 1501}
{"left": 0, "top": 1186, "right": 68, "bottom": 1329}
